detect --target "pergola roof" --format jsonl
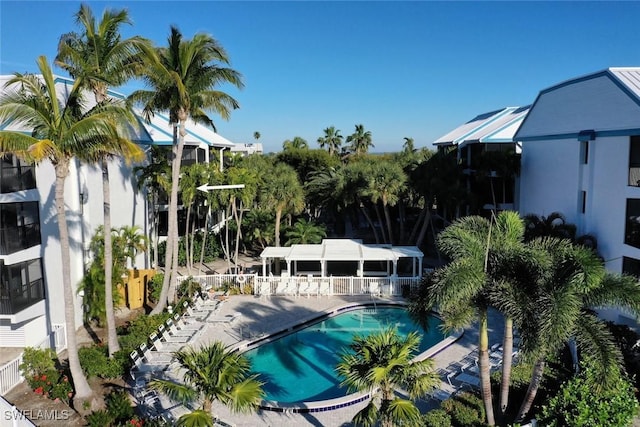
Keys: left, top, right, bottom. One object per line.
{"left": 260, "top": 239, "right": 423, "bottom": 263}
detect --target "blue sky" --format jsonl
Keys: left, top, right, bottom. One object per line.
{"left": 2, "top": 1, "right": 640, "bottom": 153}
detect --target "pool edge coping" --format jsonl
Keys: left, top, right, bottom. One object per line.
{"left": 228, "top": 298, "right": 464, "bottom": 414}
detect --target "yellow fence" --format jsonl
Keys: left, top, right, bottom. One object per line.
{"left": 118, "top": 269, "right": 155, "bottom": 310}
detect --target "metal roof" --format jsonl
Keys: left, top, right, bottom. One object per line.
{"left": 260, "top": 239, "right": 423, "bottom": 262}
{"left": 434, "top": 106, "right": 529, "bottom": 147}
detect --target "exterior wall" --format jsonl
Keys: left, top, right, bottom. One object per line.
{"left": 519, "top": 138, "right": 581, "bottom": 222}
{"left": 520, "top": 75, "right": 640, "bottom": 138}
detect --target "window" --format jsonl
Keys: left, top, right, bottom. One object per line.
{"left": 580, "top": 191, "right": 587, "bottom": 214}
{"left": 0, "top": 154, "right": 36, "bottom": 193}
{"left": 625, "top": 199, "right": 640, "bottom": 248}
{"left": 0, "top": 258, "right": 45, "bottom": 315}
{"left": 629, "top": 136, "right": 640, "bottom": 186}
{"left": 623, "top": 257, "right": 640, "bottom": 278}
{"left": 581, "top": 141, "right": 589, "bottom": 164}
{"left": 0, "top": 202, "right": 41, "bottom": 255}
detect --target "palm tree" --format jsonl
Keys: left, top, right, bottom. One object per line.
{"left": 253, "top": 131, "right": 260, "bottom": 141}
{"left": 414, "top": 211, "right": 526, "bottom": 425}
{"left": 336, "top": 328, "right": 439, "bottom": 427}
{"left": 260, "top": 162, "right": 304, "bottom": 247}
{"left": 282, "top": 136, "right": 308, "bottom": 151}
{"left": 366, "top": 159, "right": 407, "bottom": 244}
{"left": 317, "top": 126, "right": 343, "bottom": 156}
{"left": 134, "top": 145, "right": 171, "bottom": 268}
{"left": 346, "top": 124, "right": 374, "bottom": 155}
{"left": 55, "top": 3, "right": 148, "bottom": 357}
{"left": 116, "top": 225, "right": 148, "bottom": 269}
{"left": 495, "top": 237, "right": 640, "bottom": 422}
{"left": 0, "top": 57, "right": 136, "bottom": 407}
{"left": 150, "top": 342, "right": 264, "bottom": 423}
{"left": 130, "top": 26, "right": 243, "bottom": 313}
{"left": 402, "top": 137, "right": 415, "bottom": 154}
{"left": 285, "top": 219, "right": 327, "bottom": 245}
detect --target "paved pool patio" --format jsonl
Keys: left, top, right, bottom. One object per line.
{"left": 167, "top": 294, "right": 506, "bottom": 427}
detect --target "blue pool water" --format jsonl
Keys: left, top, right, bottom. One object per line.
{"left": 243, "top": 305, "right": 444, "bottom": 404}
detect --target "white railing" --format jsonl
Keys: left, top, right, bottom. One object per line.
{"left": 0, "top": 323, "right": 67, "bottom": 396}
{"left": 176, "top": 274, "right": 421, "bottom": 297}
{"left": 0, "top": 395, "right": 37, "bottom": 426}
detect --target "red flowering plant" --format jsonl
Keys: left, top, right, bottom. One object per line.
{"left": 19, "top": 347, "right": 74, "bottom": 403}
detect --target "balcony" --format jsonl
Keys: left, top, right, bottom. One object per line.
{"left": 0, "top": 223, "right": 41, "bottom": 255}
{"left": 0, "top": 278, "right": 45, "bottom": 316}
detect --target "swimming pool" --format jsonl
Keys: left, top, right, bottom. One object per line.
{"left": 243, "top": 304, "right": 446, "bottom": 406}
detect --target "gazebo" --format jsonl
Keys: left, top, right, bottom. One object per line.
{"left": 259, "top": 239, "right": 424, "bottom": 279}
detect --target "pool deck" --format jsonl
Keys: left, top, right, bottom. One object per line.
{"left": 170, "top": 294, "right": 506, "bottom": 427}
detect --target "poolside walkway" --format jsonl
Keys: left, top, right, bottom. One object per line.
{"left": 163, "top": 294, "right": 506, "bottom": 427}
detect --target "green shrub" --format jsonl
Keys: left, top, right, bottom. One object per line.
{"left": 156, "top": 232, "right": 221, "bottom": 267}
{"left": 19, "top": 347, "right": 73, "bottom": 403}
{"left": 148, "top": 273, "right": 164, "bottom": 303}
{"left": 86, "top": 409, "right": 112, "bottom": 427}
{"left": 105, "top": 390, "right": 134, "bottom": 423}
{"left": 538, "top": 358, "right": 639, "bottom": 427}
{"left": 421, "top": 409, "right": 453, "bottom": 427}
{"left": 117, "top": 312, "right": 170, "bottom": 354}
{"left": 441, "top": 391, "right": 485, "bottom": 427}
{"left": 19, "top": 347, "right": 56, "bottom": 379}
{"left": 78, "top": 344, "right": 124, "bottom": 378}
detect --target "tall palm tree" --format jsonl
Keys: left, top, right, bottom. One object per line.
{"left": 346, "top": 124, "right": 374, "bottom": 155}
{"left": 134, "top": 145, "right": 171, "bottom": 268}
{"left": 413, "top": 211, "right": 525, "bottom": 425}
{"left": 336, "top": 328, "right": 439, "bottom": 427}
{"left": 366, "top": 159, "right": 407, "bottom": 244}
{"left": 0, "top": 57, "right": 136, "bottom": 407}
{"left": 115, "top": 225, "right": 148, "bottom": 269}
{"left": 55, "top": 3, "right": 148, "bottom": 357}
{"left": 150, "top": 342, "right": 264, "bottom": 423}
{"left": 129, "top": 26, "right": 243, "bottom": 313}
{"left": 317, "top": 126, "right": 343, "bottom": 156}
{"left": 260, "top": 162, "right": 304, "bottom": 247}
{"left": 496, "top": 237, "right": 640, "bottom": 422}
{"left": 253, "top": 131, "right": 260, "bottom": 142}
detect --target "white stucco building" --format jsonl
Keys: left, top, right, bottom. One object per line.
{"left": 516, "top": 68, "right": 640, "bottom": 281}
{"left": 0, "top": 74, "right": 238, "bottom": 352}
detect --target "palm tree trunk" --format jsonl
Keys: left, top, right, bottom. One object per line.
{"left": 152, "top": 125, "right": 180, "bottom": 314}
{"left": 102, "top": 159, "right": 120, "bottom": 356}
{"left": 185, "top": 203, "right": 192, "bottom": 274}
{"left": 275, "top": 208, "right": 283, "bottom": 247}
{"left": 499, "top": 317, "right": 513, "bottom": 416}
{"left": 382, "top": 200, "right": 394, "bottom": 245}
{"left": 358, "top": 202, "right": 380, "bottom": 244}
{"left": 415, "top": 208, "right": 431, "bottom": 248}
{"left": 168, "top": 227, "right": 180, "bottom": 303}
{"left": 408, "top": 204, "right": 426, "bottom": 244}
{"left": 197, "top": 207, "right": 211, "bottom": 275}
{"left": 55, "top": 164, "right": 93, "bottom": 405}
{"left": 373, "top": 203, "right": 388, "bottom": 243}
{"left": 516, "top": 359, "right": 545, "bottom": 422}
{"left": 478, "top": 309, "right": 495, "bottom": 426}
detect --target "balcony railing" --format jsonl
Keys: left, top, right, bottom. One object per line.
{"left": 0, "top": 279, "right": 45, "bottom": 315}
{"left": 0, "top": 224, "right": 41, "bottom": 255}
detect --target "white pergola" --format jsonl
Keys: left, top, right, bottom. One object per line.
{"left": 259, "top": 239, "right": 424, "bottom": 278}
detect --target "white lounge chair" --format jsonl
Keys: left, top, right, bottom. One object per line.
{"left": 319, "top": 281, "right": 331, "bottom": 297}
{"left": 369, "top": 281, "right": 381, "bottom": 297}
{"left": 208, "top": 312, "right": 243, "bottom": 323}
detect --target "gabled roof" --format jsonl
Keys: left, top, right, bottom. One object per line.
{"left": 515, "top": 67, "right": 640, "bottom": 141}
{"left": 434, "top": 106, "right": 528, "bottom": 146}
{"left": 260, "top": 239, "right": 423, "bottom": 263}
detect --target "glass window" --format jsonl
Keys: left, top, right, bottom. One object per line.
{"left": 0, "top": 154, "right": 36, "bottom": 193}
{"left": 0, "top": 258, "right": 45, "bottom": 315}
{"left": 0, "top": 202, "right": 41, "bottom": 254}
{"left": 629, "top": 136, "right": 640, "bottom": 186}
{"left": 623, "top": 257, "right": 640, "bottom": 278}
{"left": 625, "top": 199, "right": 640, "bottom": 248}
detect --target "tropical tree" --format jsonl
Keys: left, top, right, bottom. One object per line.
{"left": 115, "top": 225, "right": 148, "bottom": 269}
{"left": 317, "top": 126, "right": 343, "bottom": 156}
{"left": 282, "top": 136, "right": 308, "bottom": 151}
{"left": 130, "top": 26, "right": 243, "bottom": 312}
{"left": 149, "top": 342, "right": 264, "bottom": 424}
{"left": 134, "top": 145, "right": 171, "bottom": 268}
{"left": 259, "top": 162, "right": 304, "bottom": 247}
{"left": 410, "top": 211, "right": 526, "bottom": 425}
{"left": 253, "top": 131, "right": 260, "bottom": 141}
{"left": 491, "top": 237, "right": 640, "bottom": 422}
{"left": 346, "top": 124, "right": 374, "bottom": 155}
{"left": 365, "top": 159, "right": 407, "bottom": 244}
{"left": 336, "top": 328, "right": 439, "bottom": 427}
{"left": 0, "top": 57, "right": 137, "bottom": 407}
{"left": 285, "top": 219, "right": 327, "bottom": 245}
{"left": 55, "top": 3, "right": 147, "bottom": 357}
{"left": 179, "top": 162, "right": 207, "bottom": 273}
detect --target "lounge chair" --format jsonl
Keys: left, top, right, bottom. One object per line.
{"left": 165, "top": 319, "right": 199, "bottom": 338}
{"left": 369, "top": 281, "right": 381, "bottom": 297}
{"left": 319, "top": 281, "right": 331, "bottom": 297}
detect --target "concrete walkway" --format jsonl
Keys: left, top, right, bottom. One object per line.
{"left": 157, "top": 294, "right": 506, "bottom": 427}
